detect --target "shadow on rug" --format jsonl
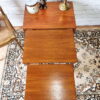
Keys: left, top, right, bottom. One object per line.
{"left": 0, "top": 29, "right": 100, "bottom": 100}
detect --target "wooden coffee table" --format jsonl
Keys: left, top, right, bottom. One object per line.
{"left": 25, "top": 64, "right": 76, "bottom": 100}
{"left": 23, "top": 29, "right": 77, "bottom": 63}
{"left": 23, "top": 2, "right": 77, "bottom": 100}
{"left": 23, "top": 2, "right": 77, "bottom": 64}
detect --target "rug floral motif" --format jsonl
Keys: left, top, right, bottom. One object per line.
{"left": 74, "top": 29, "right": 100, "bottom": 100}
{"left": 0, "top": 30, "right": 27, "bottom": 100}
{"left": 0, "top": 29, "right": 100, "bottom": 100}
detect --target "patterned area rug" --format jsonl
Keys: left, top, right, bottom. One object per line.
{"left": 0, "top": 29, "right": 100, "bottom": 100}
{"left": 74, "top": 29, "right": 100, "bottom": 100}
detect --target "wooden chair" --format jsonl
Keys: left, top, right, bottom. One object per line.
{"left": 0, "top": 6, "right": 23, "bottom": 50}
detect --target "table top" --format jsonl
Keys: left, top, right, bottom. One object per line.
{"left": 23, "top": 2, "right": 76, "bottom": 29}
{"left": 25, "top": 64, "right": 76, "bottom": 100}
{"left": 23, "top": 29, "right": 77, "bottom": 64}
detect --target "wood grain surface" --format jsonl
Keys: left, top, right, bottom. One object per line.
{"left": 23, "top": 29, "right": 77, "bottom": 64}
{"left": 25, "top": 64, "right": 76, "bottom": 100}
{"left": 23, "top": 2, "right": 76, "bottom": 29}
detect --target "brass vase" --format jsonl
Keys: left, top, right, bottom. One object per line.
{"left": 59, "top": 0, "right": 70, "bottom": 11}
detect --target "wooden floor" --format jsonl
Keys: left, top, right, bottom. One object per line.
{"left": 25, "top": 64, "right": 76, "bottom": 100}
{"left": 14, "top": 25, "right": 100, "bottom": 30}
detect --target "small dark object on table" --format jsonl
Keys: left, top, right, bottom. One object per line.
{"left": 39, "top": 0, "right": 47, "bottom": 9}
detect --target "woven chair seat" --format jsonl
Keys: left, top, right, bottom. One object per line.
{"left": 0, "top": 6, "right": 23, "bottom": 50}
{"left": 0, "top": 27, "right": 15, "bottom": 46}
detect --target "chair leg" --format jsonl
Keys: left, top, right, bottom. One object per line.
{"left": 14, "top": 38, "right": 24, "bottom": 51}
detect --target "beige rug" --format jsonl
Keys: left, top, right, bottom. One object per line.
{"left": 0, "top": 45, "right": 8, "bottom": 99}
{"left": 0, "top": 29, "right": 100, "bottom": 100}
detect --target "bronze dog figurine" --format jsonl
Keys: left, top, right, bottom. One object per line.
{"left": 39, "top": 0, "right": 47, "bottom": 9}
